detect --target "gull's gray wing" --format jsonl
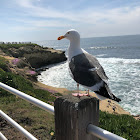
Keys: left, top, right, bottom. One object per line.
{"left": 69, "top": 53, "right": 108, "bottom": 87}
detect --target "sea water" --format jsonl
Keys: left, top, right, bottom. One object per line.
{"left": 36, "top": 35, "right": 140, "bottom": 115}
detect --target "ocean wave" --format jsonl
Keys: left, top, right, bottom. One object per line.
{"left": 98, "top": 58, "right": 140, "bottom": 64}
{"left": 38, "top": 58, "right": 140, "bottom": 115}
{"left": 95, "top": 54, "right": 107, "bottom": 57}
{"left": 90, "top": 46, "right": 116, "bottom": 49}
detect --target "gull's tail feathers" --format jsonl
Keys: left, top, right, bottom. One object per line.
{"left": 95, "top": 83, "right": 121, "bottom": 102}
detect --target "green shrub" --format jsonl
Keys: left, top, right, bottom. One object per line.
{"left": 0, "top": 43, "right": 39, "bottom": 50}
{"left": 0, "top": 62, "right": 60, "bottom": 103}
{"left": 0, "top": 57, "right": 8, "bottom": 71}
{"left": 99, "top": 111, "right": 140, "bottom": 140}
{"left": 0, "top": 43, "right": 40, "bottom": 56}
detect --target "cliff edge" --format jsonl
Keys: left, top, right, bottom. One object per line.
{"left": 0, "top": 43, "right": 67, "bottom": 69}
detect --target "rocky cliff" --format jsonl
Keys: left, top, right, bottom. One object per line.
{"left": 0, "top": 43, "right": 67, "bottom": 69}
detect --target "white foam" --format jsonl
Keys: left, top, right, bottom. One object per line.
{"left": 37, "top": 58, "right": 140, "bottom": 115}
{"left": 95, "top": 54, "right": 107, "bottom": 57}
{"left": 98, "top": 57, "right": 140, "bottom": 64}
{"left": 90, "top": 46, "right": 116, "bottom": 49}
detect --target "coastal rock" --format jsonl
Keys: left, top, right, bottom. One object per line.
{"left": 0, "top": 44, "right": 67, "bottom": 69}
{"left": 24, "top": 50, "right": 66, "bottom": 68}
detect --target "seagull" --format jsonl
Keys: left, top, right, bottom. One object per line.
{"left": 58, "top": 29, "right": 121, "bottom": 102}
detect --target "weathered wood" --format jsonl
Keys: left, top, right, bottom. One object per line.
{"left": 54, "top": 94, "right": 99, "bottom": 140}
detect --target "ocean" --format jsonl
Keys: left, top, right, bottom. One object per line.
{"left": 35, "top": 35, "right": 140, "bottom": 115}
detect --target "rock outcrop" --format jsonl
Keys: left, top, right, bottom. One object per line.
{"left": 0, "top": 44, "right": 67, "bottom": 69}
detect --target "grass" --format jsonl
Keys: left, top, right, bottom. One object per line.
{"left": 0, "top": 57, "right": 57, "bottom": 104}
{"left": 0, "top": 56, "right": 140, "bottom": 140}
{"left": 0, "top": 98, "right": 55, "bottom": 140}
{"left": 0, "top": 56, "right": 58, "bottom": 139}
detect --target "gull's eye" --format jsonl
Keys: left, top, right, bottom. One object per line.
{"left": 67, "top": 32, "right": 70, "bottom": 34}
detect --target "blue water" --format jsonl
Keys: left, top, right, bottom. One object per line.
{"left": 35, "top": 35, "right": 140, "bottom": 115}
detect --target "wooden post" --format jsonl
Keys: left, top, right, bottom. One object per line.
{"left": 54, "top": 94, "right": 99, "bottom": 140}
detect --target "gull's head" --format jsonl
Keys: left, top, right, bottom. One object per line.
{"left": 58, "top": 29, "right": 80, "bottom": 41}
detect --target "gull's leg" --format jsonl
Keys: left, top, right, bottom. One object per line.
{"left": 84, "top": 89, "right": 90, "bottom": 96}
{"left": 72, "top": 83, "right": 84, "bottom": 97}
{"left": 77, "top": 83, "right": 85, "bottom": 96}
{"left": 77, "top": 83, "right": 79, "bottom": 94}
{"left": 72, "top": 84, "right": 90, "bottom": 97}
{"left": 87, "top": 90, "right": 90, "bottom": 96}
{"left": 72, "top": 83, "right": 79, "bottom": 96}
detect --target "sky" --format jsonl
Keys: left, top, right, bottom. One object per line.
{"left": 0, "top": 0, "right": 140, "bottom": 41}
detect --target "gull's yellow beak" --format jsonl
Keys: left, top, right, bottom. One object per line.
{"left": 57, "top": 36, "right": 65, "bottom": 40}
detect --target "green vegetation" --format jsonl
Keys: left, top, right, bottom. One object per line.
{"left": 0, "top": 56, "right": 60, "bottom": 104}
{"left": 0, "top": 43, "right": 40, "bottom": 55}
{"left": 0, "top": 56, "right": 140, "bottom": 140}
{"left": 0, "top": 56, "right": 58, "bottom": 139}
{"left": 0, "top": 57, "right": 8, "bottom": 71}
{"left": 99, "top": 111, "right": 140, "bottom": 140}
{"left": 0, "top": 43, "right": 39, "bottom": 49}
